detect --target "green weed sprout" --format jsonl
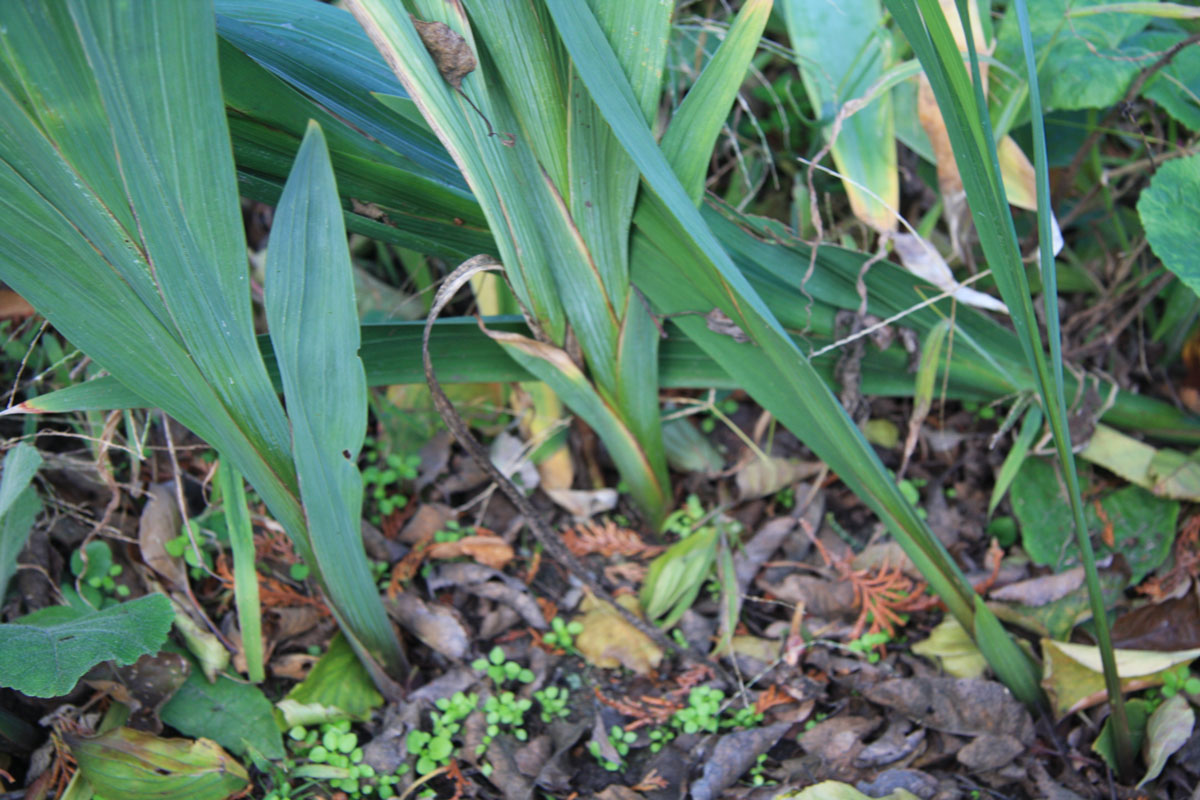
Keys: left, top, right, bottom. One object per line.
{"left": 407, "top": 691, "right": 478, "bottom": 776}
{"left": 847, "top": 631, "right": 893, "bottom": 664}
{"left": 534, "top": 686, "right": 570, "bottom": 723}
{"left": 671, "top": 686, "right": 724, "bottom": 734}
{"left": 472, "top": 645, "right": 534, "bottom": 685}
{"left": 361, "top": 450, "right": 420, "bottom": 524}
{"left": 281, "top": 720, "right": 405, "bottom": 799}
{"left": 69, "top": 540, "right": 128, "bottom": 606}
{"left": 587, "top": 726, "right": 636, "bottom": 771}
{"left": 434, "top": 520, "right": 472, "bottom": 543}
{"left": 542, "top": 617, "right": 583, "bottom": 652}
{"left": 661, "top": 494, "right": 707, "bottom": 538}
{"left": 647, "top": 727, "right": 675, "bottom": 753}
{"left": 745, "top": 753, "right": 773, "bottom": 787}
{"left": 1162, "top": 664, "right": 1200, "bottom": 698}
{"left": 722, "top": 704, "right": 764, "bottom": 730}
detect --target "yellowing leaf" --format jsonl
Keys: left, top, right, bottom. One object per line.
{"left": 574, "top": 592, "right": 663, "bottom": 675}
{"left": 912, "top": 618, "right": 988, "bottom": 679}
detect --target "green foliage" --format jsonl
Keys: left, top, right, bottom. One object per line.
{"left": 1010, "top": 458, "right": 1178, "bottom": 583}
{"left": 534, "top": 686, "right": 571, "bottom": 723}
{"left": 542, "top": 616, "right": 584, "bottom": 653}
{"left": 361, "top": 444, "right": 420, "bottom": 524}
{"left": 0, "top": 442, "right": 42, "bottom": 601}
{"left": 69, "top": 539, "right": 129, "bottom": 606}
{"left": 160, "top": 649, "right": 284, "bottom": 759}
{"left": 668, "top": 686, "right": 762, "bottom": 736}
{"left": 278, "top": 719, "right": 402, "bottom": 799}
{"left": 1139, "top": 154, "right": 1200, "bottom": 300}
{"left": 0, "top": 594, "right": 173, "bottom": 697}
{"left": 407, "top": 691, "right": 477, "bottom": 776}
{"left": 472, "top": 645, "right": 534, "bottom": 686}
{"left": 588, "top": 725, "right": 637, "bottom": 771}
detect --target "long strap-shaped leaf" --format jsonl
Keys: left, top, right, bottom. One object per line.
{"left": 542, "top": 0, "right": 981, "bottom": 629}
{"left": 265, "top": 121, "right": 406, "bottom": 678}
{"left": 0, "top": 0, "right": 404, "bottom": 681}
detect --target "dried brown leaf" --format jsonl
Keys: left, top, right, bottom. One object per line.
{"left": 410, "top": 16, "right": 475, "bottom": 89}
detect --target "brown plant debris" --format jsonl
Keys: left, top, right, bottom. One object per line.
{"left": 563, "top": 519, "right": 665, "bottom": 559}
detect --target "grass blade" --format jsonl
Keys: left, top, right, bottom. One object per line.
{"left": 214, "top": 459, "right": 263, "bottom": 683}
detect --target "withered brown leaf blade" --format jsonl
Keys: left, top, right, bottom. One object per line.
{"left": 411, "top": 16, "right": 476, "bottom": 89}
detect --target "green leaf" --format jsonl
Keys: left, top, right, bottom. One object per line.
{"left": 1093, "top": 698, "right": 1151, "bottom": 772}
{"left": 265, "top": 120, "right": 404, "bottom": 675}
{"left": 214, "top": 459, "right": 263, "bottom": 684}
{"left": 0, "top": 594, "right": 173, "bottom": 697}
{"left": 159, "top": 649, "right": 284, "bottom": 760}
{"left": 1011, "top": 458, "right": 1177, "bottom": 582}
{"left": 281, "top": 633, "right": 384, "bottom": 724}
{"left": 0, "top": 442, "right": 41, "bottom": 519}
{"left": 0, "top": 442, "right": 42, "bottom": 600}
{"left": 993, "top": 0, "right": 1149, "bottom": 114}
{"left": 1139, "top": 153, "right": 1200, "bottom": 299}
{"left": 1130, "top": 31, "right": 1200, "bottom": 131}
{"left": 784, "top": 0, "right": 898, "bottom": 231}
{"left": 67, "top": 726, "right": 249, "bottom": 800}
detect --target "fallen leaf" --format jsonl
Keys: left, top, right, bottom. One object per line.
{"left": 1111, "top": 592, "right": 1200, "bottom": 651}
{"left": 853, "top": 719, "right": 925, "bottom": 769}
{"left": 864, "top": 678, "right": 1033, "bottom": 743}
{"left": 798, "top": 716, "right": 879, "bottom": 776}
{"left": 574, "top": 592, "right": 663, "bottom": 675}
{"left": 137, "top": 484, "right": 187, "bottom": 591}
{"left": 1041, "top": 639, "right": 1200, "bottom": 717}
{"left": 66, "top": 727, "right": 248, "bottom": 800}
{"left": 990, "top": 567, "right": 1085, "bottom": 606}
{"left": 85, "top": 652, "right": 190, "bottom": 734}
{"left": 410, "top": 16, "right": 476, "bottom": 89}
{"left": 956, "top": 733, "right": 1024, "bottom": 771}
{"left": 736, "top": 457, "right": 822, "bottom": 499}
{"left": 910, "top": 618, "right": 987, "bottom": 679}
{"left": 426, "top": 534, "right": 515, "bottom": 570}
{"left": 782, "top": 782, "right": 923, "bottom": 800}
{"left": 544, "top": 488, "right": 618, "bottom": 519}
{"left": 1138, "top": 692, "right": 1195, "bottom": 787}
{"left": 691, "top": 722, "right": 791, "bottom": 800}
{"left": 385, "top": 593, "right": 469, "bottom": 658}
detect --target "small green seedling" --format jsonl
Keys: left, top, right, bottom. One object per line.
{"left": 647, "top": 726, "right": 675, "bottom": 753}
{"left": 472, "top": 645, "right": 534, "bottom": 685}
{"left": 1162, "top": 664, "right": 1200, "bottom": 698}
{"left": 69, "top": 539, "right": 129, "bottom": 607}
{"left": 533, "top": 686, "right": 570, "bottom": 723}
{"left": 700, "top": 396, "right": 740, "bottom": 434}
{"left": 361, "top": 449, "right": 420, "bottom": 524}
{"left": 279, "top": 719, "right": 407, "bottom": 799}
{"left": 588, "top": 725, "right": 636, "bottom": 771}
{"left": 671, "top": 686, "right": 724, "bottom": 734}
{"left": 542, "top": 617, "right": 583, "bottom": 653}
{"left": 407, "top": 691, "right": 478, "bottom": 777}
{"left": 847, "top": 631, "right": 894, "bottom": 664}
{"left": 745, "top": 753, "right": 774, "bottom": 787}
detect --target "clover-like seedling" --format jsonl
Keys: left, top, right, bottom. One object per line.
{"left": 281, "top": 720, "right": 395, "bottom": 799}
{"left": 648, "top": 727, "right": 675, "bottom": 753}
{"left": 745, "top": 752, "right": 773, "bottom": 787}
{"left": 722, "top": 704, "right": 764, "bottom": 730}
{"left": 534, "top": 686, "right": 570, "bottom": 723}
{"left": 671, "top": 686, "right": 724, "bottom": 734}
{"left": 472, "top": 645, "right": 534, "bottom": 685}
{"left": 586, "top": 740, "right": 622, "bottom": 772}
{"left": 542, "top": 616, "right": 584, "bottom": 653}
{"left": 847, "top": 630, "right": 893, "bottom": 663}
{"left": 1162, "top": 664, "right": 1200, "bottom": 698}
